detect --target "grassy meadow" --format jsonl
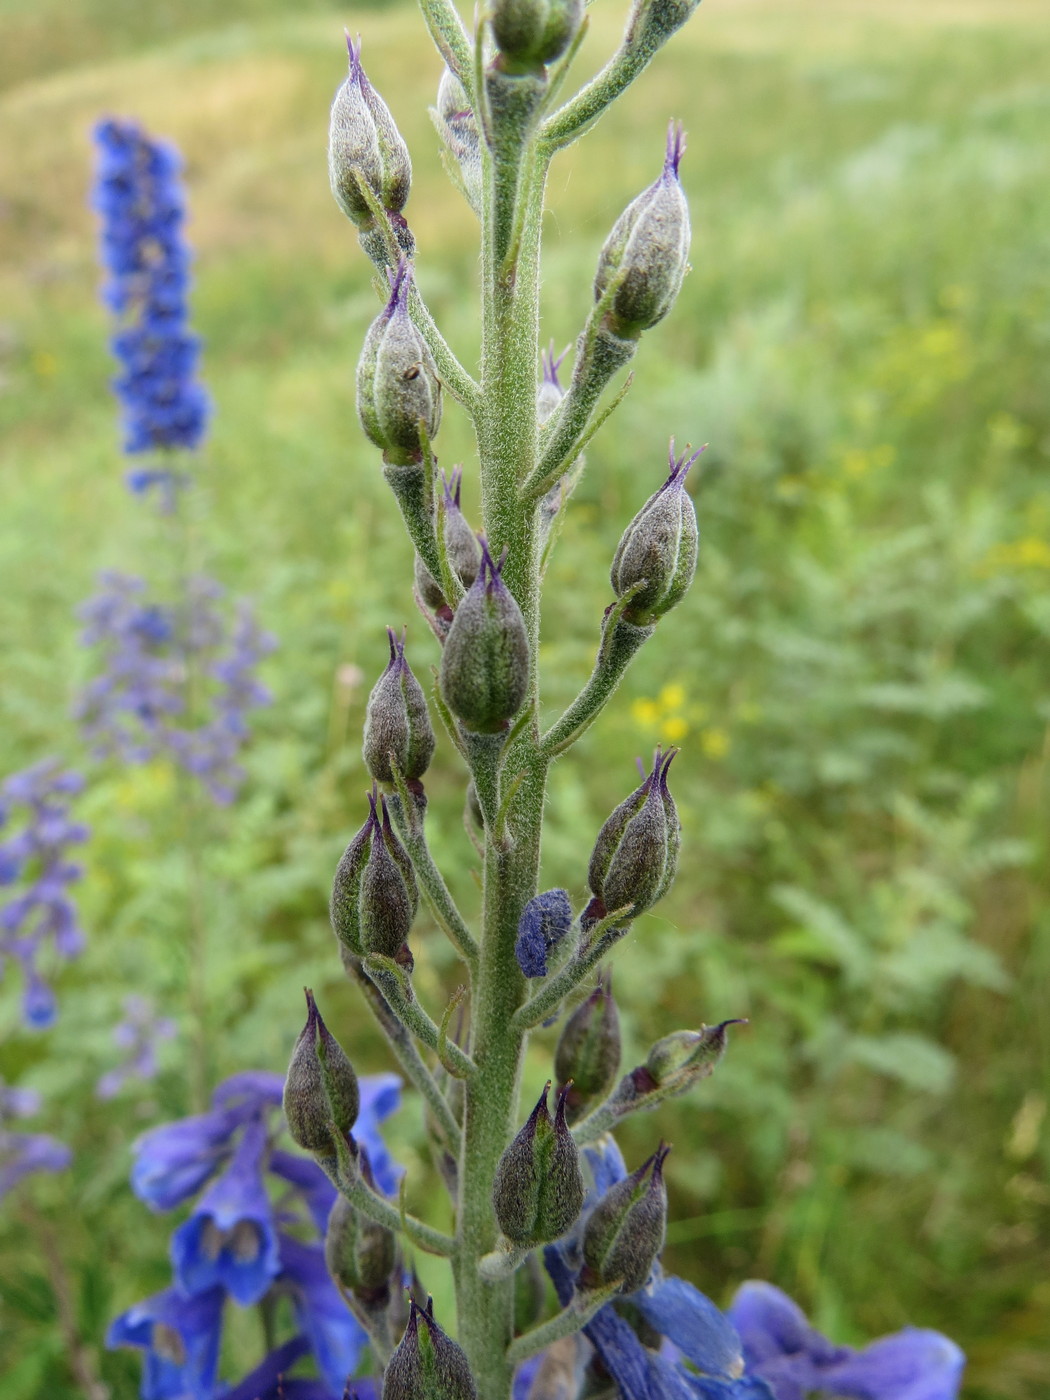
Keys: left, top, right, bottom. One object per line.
{"left": 1, "top": 0, "right": 1049, "bottom": 1395}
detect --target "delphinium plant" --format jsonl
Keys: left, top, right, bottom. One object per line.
{"left": 255, "top": 2, "right": 966, "bottom": 1399}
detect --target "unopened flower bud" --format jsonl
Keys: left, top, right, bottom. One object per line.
{"left": 331, "top": 786, "right": 418, "bottom": 959}
{"left": 594, "top": 124, "right": 690, "bottom": 339}
{"left": 363, "top": 627, "right": 436, "bottom": 786}
{"left": 325, "top": 1152, "right": 399, "bottom": 1304}
{"left": 415, "top": 469, "right": 483, "bottom": 610}
{"left": 493, "top": 1083, "right": 584, "bottom": 1244}
{"left": 357, "top": 259, "right": 442, "bottom": 465}
{"left": 554, "top": 976, "right": 621, "bottom": 1124}
{"left": 432, "top": 68, "right": 482, "bottom": 215}
{"left": 645, "top": 1019, "right": 747, "bottom": 1087}
{"left": 581, "top": 1143, "right": 669, "bottom": 1294}
{"left": 283, "top": 989, "right": 360, "bottom": 1154}
{"left": 439, "top": 539, "right": 530, "bottom": 734}
{"left": 611, "top": 441, "right": 700, "bottom": 624}
{"left": 587, "top": 749, "right": 680, "bottom": 922}
{"left": 329, "top": 37, "right": 412, "bottom": 245}
{"left": 491, "top": 0, "right": 584, "bottom": 71}
{"left": 383, "top": 1296, "right": 478, "bottom": 1400}
{"left": 537, "top": 344, "right": 567, "bottom": 427}
{"left": 515, "top": 888, "right": 574, "bottom": 978}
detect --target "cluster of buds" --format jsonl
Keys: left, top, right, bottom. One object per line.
{"left": 330, "top": 785, "right": 418, "bottom": 964}
{"left": 492, "top": 1083, "right": 584, "bottom": 1246}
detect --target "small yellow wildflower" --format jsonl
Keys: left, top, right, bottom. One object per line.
{"left": 661, "top": 715, "right": 688, "bottom": 744}
{"left": 699, "top": 727, "right": 730, "bottom": 759}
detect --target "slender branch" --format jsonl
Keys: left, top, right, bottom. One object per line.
{"left": 522, "top": 372, "right": 634, "bottom": 504}
{"left": 363, "top": 954, "right": 477, "bottom": 1079}
{"left": 341, "top": 1171, "right": 456, "bottom": 1257}
{"left": 513, "top": 905, "right": 634, "bottom": 1031}
{"left": 346, "top": 956, "right": 462, "bottom": 1150}
{"left": 541, "top": 597, "right": 654, "bottom": 758}
{"left": 419, "top": 0, "right": 475, "bottom": 91}
{"left": 506, "top": 1278, "right": 624, "bottom": 1365}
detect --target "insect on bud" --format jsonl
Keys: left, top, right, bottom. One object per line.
{"left": 491, "top": 0, "right": 584, "bottom": 72}
{"left": 363, "top": 627, "right": 436, "bottom": 787}
{"left": 554, "top": 975, "right": 622, "bottom": 1124}
{"left": 432, "top": 68, "right": 482, "bottom": 215}
{"left": 594, "top": 123, "right": 690, "bottom": 339}
{"left": 493, "top": 1083, "right": 584, "bottom": 1245}
{"left": 581, "top": 1143, "right": 670, "bottom": 1295}
{"left": 611, "top": 440, "right": 701, "bottom": 625}
{"left": 514, "top": 888, "right": 574, "bottom": 978}
{"left": 329, "top": 36, "right": 413, "bottom": 253}
{"left": 383, "top": 1296, "right": 478, "bottom": 1400}
{"left": 331, "top": 785, "right": 418, "bottom": 960}
{"left": 325, "top": 1152, "right": 399, "bottom": 1304}
{"left": 357, "top": 258, "right": 442, "bottom": 465}
{"left": 587, "top": 749, "right": 680, "bottom": 924}
{"left": 283, "top": 989, "right": 360, "bottom": 1155}
{"left": 439, "top": 538, "right": 530, "bottom": 734}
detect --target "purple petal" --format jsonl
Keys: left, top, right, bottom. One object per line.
{"left": 819, "top": 1328, "right": 965, "bottom": 1400}
{"left": 131, "top": 1108, "right": 237, "bottom": 1211}
{"left": 106, "top": 1284, "right": 224, "bottom": 1400}
{"left": 278, "top": 1234, "right": 369, "bottom": 1394}
{"left": 635, "top": 1274, "right": 743, "bottom": 1380}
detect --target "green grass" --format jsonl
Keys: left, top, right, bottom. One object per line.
{"left": 1, "top": 0, "right": 1049, "bottom": 1395}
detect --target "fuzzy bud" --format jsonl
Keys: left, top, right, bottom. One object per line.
{"left": 645, "top": 1019, "right": 747, "bottom": 1088}
{"left": 515, "top": 888, "right": 574, "bottom": 978}
{"left": 594, "top": 124, "right": 690, "bottom": 339}
{"left": 329, "top": 37, "right": 413, "bottom": 249}
{"left": 283, "top": 989, "right": 360, "bottom": 1154}
{"left": 611, "top": 441, "right": 700, "bottom": 625}
{"left": 581, "top": 1143, "right": 669, "bottom": 1294}
{"left": 331, "top": 785, "right": 418, "bottom": 960}
{"left": 383, "top": 1297, "right": 478, "bottom": 1400}
{"left": 357, "top": 259, "right": 442, "bottom": 465}
{"left": 493, "top": 1083, "right": 584, "bottom": 1245}
{"left": 587, "top": 749, "right": 680, "bottom": 923}
{"left": 414, "top": 469, "right": 482, "bottom": 611}
{"left": 554, "top": 976, "right": 621, "bottom": 1124}
{"left": 363, "top": 627, "right": 436, "bottom": 786}
{"left": 439, "top": 539, "right": 529, "bottom": 734}
{"left": 325, "top": 1154, "right": 399, "bottom": 1304}
{"left": 491, "top": 0, "right": 584, "bottom": 71}
{"left": 432, "top": 68, "right": 482, "bottom": 215}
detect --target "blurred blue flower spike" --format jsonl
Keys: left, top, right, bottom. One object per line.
{"left": 107, "top": 1285, "right": 225, "bottom": 1400}
{"left": 171, "top": 1115, "right": 281, "bottom": 1305}
{"left": 92, "top": 118, "right": 210, "bottom": 467}
{"left": 727, "top": 1282, "right": 964, "bottom": 1400}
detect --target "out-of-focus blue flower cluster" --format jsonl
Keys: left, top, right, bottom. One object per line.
{"left": 93, "top": 118, "right": 209, "bottom": 470}
{"left": 0, "top": 760, "right": 89, "bottom": 1029}
{"left": 96, "top": 994, "right": 177, "bottom": 1100}
{"left": 75, "top": 571, "right": 276, "bottom": 805}
{"left": 109, "top": 1068, "right": 402, "bottom": 1400}
{"left": 0, "top": 1078, "right": 71, "bottom": 1201}
{"left": 515, "top": 1137, "right": 964, "bottom": 1400}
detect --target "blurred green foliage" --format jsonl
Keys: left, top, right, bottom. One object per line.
{"left": 1, "top": 0, "right": 1049, "bottom": 1396}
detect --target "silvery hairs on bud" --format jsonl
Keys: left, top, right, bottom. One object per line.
{"left": 611, "top": 439, "right": 702, "bottom": 625}
{"left": 363, "top": 626, "right": 436, "bottom": 787}
{"left": 439, "top": 538, "right": 530, "bottom": 734}
{"left": 357, "top": 258, "right": 441, "bottom": 464}
{"left": 283, "top": 989, "right": 359, "bottom": 1154}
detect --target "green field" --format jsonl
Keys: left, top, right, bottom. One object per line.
{"left": 1, "top": 0, "right": 1049, "bottom": 1396}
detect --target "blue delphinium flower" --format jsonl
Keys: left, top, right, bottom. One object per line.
{"left": 113, "top": 1067, "right": 401, "bottom": 1399}
{"left": 92, "top": 118, "right": 209, "bottom": 475}
{"left": 107, "top": 1285, "right": 225, "bottom": 1400}
{"left": 0, "top": 1078, "right": 72, "bottom": 1201}
{"left": 76, "top": 571, "right": 276, "bottom": 805}
{"left": 727, "top": 1281, "right": 965, "bottom": 1400}
{"left": 97, "top": 994, "right": 177, "bottom": 1099}
{"left": 0, "top": 760, "right": 88, "bottom": 1029}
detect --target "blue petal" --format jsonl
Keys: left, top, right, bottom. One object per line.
{"left": 131, "top": 1109, "right": 237, "bottom": 1211}
{"left": 727, "top": 1282, "right": 845, "bottom": 1369}
{"left": 269, "top": 1149, "right": 337, "bottom": 1234}
{"left": 635, "top": 1274, "right": 743, "bottom": 1380}
{"left": 278, "top": 1234, "right": 369, "bottom": 1395}
{"left": 107, "top": 1285, "right": 224, "bottom": 1400}
{"left": 223, "top": 1336, "right": 310, "bottom": 1400}
{"left": 819, "top": 1328, "right": 965, "bottom": 1400}
{"left": 355, "top": 1073, "right": 403, "bottom": 1197}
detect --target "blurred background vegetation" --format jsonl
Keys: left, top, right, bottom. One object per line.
{"left": 1, "top": 0, "right": 1048, "bottom": 1395}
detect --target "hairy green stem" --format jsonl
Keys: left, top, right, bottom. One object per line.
{"left": 363, "top": 955, "right": 477, "bottom": 1079}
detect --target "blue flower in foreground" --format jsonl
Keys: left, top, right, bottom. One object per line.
{"left": 275, "top": 1234, "right": 370, "bottom": 1395}
{"left": 108, "top": 1286, "right": 224, "bottom": 1400}
{"left": 171, "top": 1115, "right": 281, "bottom": 1305}
{"left": 727, "top": 1281, "right": 965, "bottom": 1400}
{"left": 92, "top": 118, "right": 209, "bottom": 462}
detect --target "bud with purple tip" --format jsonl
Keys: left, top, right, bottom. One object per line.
{"left": 283, "top": 989, "right": 360, "bottom": 1154}
{"left": 439, "top": 539, "right": 530, "bottom": 734}
{"left": 491, "top": 0, "right": 584, "bottom": 72}
{"left": 329, "top": 36, "right": 413, "bottom": 256}
{"left": 357, "top": 259, "right": 442, "bottom": 465}
{"left": 554, "top": 976, "right": 622, "bottom": 1123}
{"left": 611, "top": 440, "right": 700, "bottom": 625}
{"left": 594, "top": 123, "right": 690, "bottom": 339}
{"left": 586, "top": 749, "right": 680, "bottom": 923}
{"left": 414, "top": 468, "right": 482, "bottom": 611}
{"left": 383, "top": 1296, "right": 478, "bottom": 1400}
{"left": 581, "top": 1143, "right": 670, "bottom": 1294}
{"left": 331, "top": 785, "right": 418, "bottom": 959}
{"left": 363, "top": 627, "right": 436, "bottom": 787}
{"left": 492, "top": 1083, "right": 584, "bottom": 1245}
{"left": 432, "top": 68, "right": 482, "bottom": 215}
{"left": 645, "top": 1019, "right": 747, "bottom": 1089}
